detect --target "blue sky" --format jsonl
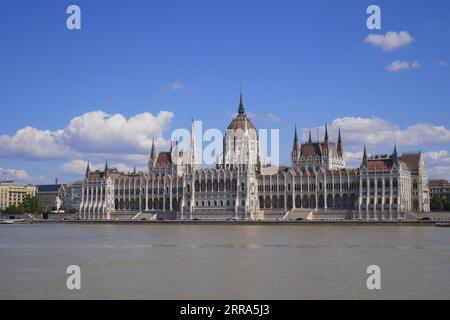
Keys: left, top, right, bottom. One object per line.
{"left": 0, "top": 0, "right": 450, "bottom": 183}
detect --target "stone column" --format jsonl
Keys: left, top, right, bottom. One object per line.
{"left": 292, "top": 174, "right": 296, "bottom": 210}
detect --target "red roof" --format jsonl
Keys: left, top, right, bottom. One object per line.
{"left": 156, "top": 152, "right": 172, "bottom": 165}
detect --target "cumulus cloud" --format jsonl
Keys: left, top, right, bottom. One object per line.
{"left": 344, "top": 151, "right": 365, "bottom": 165}
{"left": 302, "top": 117, "right": 450, "bottom": 149}
{"left": 0, "top": 167, "right": 31, "bottom": 181}
{"left": 59, "top": 159, "right": 144, "bottom": 176}
{"left": 428, "top": 166, "right": 450, "bottom": 180}
{"left": 386, "top": 60, "right": 420, "bottom": 72}
{"left": 424, "top": 150, "right": 450, "bottom": 165}
{"left": 0, "top": 127, "right": 75, "bottom": 160}
{"left": 168, "top": 80, "right": 184, "bottom": 92}
{"left": 365, "top": 31, "right": 414, "bottom": 52}
{"left": 0, "top": 111, "right": 173, "bottom": 161}
{"left": 420, "top": 150, "right": 450, "bottom": 179}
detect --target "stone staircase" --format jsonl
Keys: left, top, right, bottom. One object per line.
{"left": 283, "top": 209, "right": 314, "bottom": 221}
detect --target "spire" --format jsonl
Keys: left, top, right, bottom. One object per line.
{"left": 149, "top": 138, "right": 157, "bottom": 172}
{"left": 85, "top": 161, "right": 90, "bottom": 178}
{"left": 222, "top": 135, "right": 226, "bottom": 165}
{"left": 337, "top": 127, "right": 343, "bottom": 156}
{"left": 291, "top": 126, "right": 299, "bottom": 162}
{"left": 189, "top": 118, "right": 197, "bottom": 166}
{"left": 308, "top": 129, "right": 312, "bottom": 144}
{"left": 393, "top": 144, "right": 399, "bottom": 165}
{"left": 362, "top": 145, "right": 368, "bottom": 168}
{"left": 150, "top": 139, "right": 156, "bottom": 161}
{"left": 292, "top": 126, "right": 299, "bottom": 152}
{"left": 238, "top": 90, "right": 245, "bottom": 115}
{"left": 133, "top": 165, "right": 136, "bottom": 174}
{"left": 324, "top": 123, "right": 329, "bottom": 143}
{"left": 104, "top": 160, "right": 109, "bottom": 178}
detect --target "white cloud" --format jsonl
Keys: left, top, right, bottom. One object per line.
{"left": 302, "top": 117, "right": 450, "bottom": 149}
{"left": 423, "top": 150, "right": 450, "bottom": 179}
{"left": 365, "top": 31, "right": 414, "bottom": 52}
{"left": 0, "top": 127, "right": 75, "bottom": 160}
{"left": 428, "top": 166, "right": 450, "bottom": 180}
{"left": 59, "top": 159, "right": 144, "bottom": 176}
{"left": 58, "top": 160, "right": 88, "bottom": 176}
{"left": 424, "top": 150, "right": 450, "bottom": 165}
{"left": 344, "top": 151, "right": 364, "bottom": 165}
{"left": 438, "top": 61, "right": 449, "bottom": 67}
{"left": 64, "top": 111, "right": 173, "bottom": 154}
{"left": 0, "top": 167, "right": 31, "bottom": 181}
{"left": 168, "top": 80, "right": 184, "bottom": 92}
{"left": 266, "top": 113, "right": 281, "bottom": 123}
{"left": 0, "top": 111, "right": 173, "bottom": 161}
{"left": 386, "top": 60, "right": 420, "bottom": 72}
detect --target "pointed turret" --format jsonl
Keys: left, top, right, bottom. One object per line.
{"left": 189, "top": 118, "right": 197, "bottom": 167}
{"left": 308, "top": 129, "right": 312, "bottom": 144}
{"left": 148, "top": 138, "right": 157, "bottom": 172}
{"left": 362, "top": 145, "right": 368, "bottom": 168}
{"left": 238, "top": 91, "right": 245, "bottom": 116}
{"left": 222, "top": 135, "right": 226, "bottom": 165}
{"left": 392, "top": 144, "right": 399, "bottom": 166}
{"left": 291, "top": 126, "right": 299, "bottom": 161}
{"left": 337, "top": 128, "right": 344, "bottom": 157}
{"left": 150, "top": 138, "right": 156, "bottom": 162}
{"left": 104, "top": 160, "right": 109, "bottom": 178}
{"left": 293, "top": 126, "right": 299, "bottom": 149}
{"left": 85, "top": 161, "right": 90, "bottom": 178}
{"left": 133, "top": 165, "right": 136, "bottom": 174}
{"left": 323, "top": 123, "right": 330, "bottom": 154}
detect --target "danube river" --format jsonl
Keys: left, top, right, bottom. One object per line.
{"left": 0, "top": 223, "right": 449, "bottom": 300}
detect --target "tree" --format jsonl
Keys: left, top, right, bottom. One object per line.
{"left": 21, "top": 195, "right": 41, "bottom": 213}
{"left": 445, "top": 199, "right": 450, "bottom": 211}
{"left": 431, "top": 196, "right": 449, "bottom": 212}
{"left": 5, "top": 205, "right": 25, "bottom": 215}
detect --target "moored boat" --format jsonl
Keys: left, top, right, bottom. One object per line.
{"left": 435, "top": 222, "right": 450, "bottom": 227}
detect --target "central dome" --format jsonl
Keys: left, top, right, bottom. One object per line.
{"left": 226, "top": 93, "right": 257, "bottom": 131}
{"left": 227, "top": 115, "right": 257, "bottom": 131}
{"left": 221, "top": 92, "right": 261, "bottom": 167}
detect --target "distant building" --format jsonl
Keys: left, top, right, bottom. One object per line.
{"left": 36, "top": 182, "right": 67, "bottom": 212}
{"left": 65, "top": 180, "right": 83, "bottom": 212}
{"left": 429, "top": 179, "right": 450, "bottom": 201}
{"left": 0, "top": 181, "right": 36, "bottom": 210}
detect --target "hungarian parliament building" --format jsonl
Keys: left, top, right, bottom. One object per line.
{"left": 79, "top": 94, "right": 431, "bottom": 221}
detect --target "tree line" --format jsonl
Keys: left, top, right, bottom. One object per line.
{"left": 430, "top": 196, "right": 450, "bottom": 212}
{"left": 0, "top": 195, "right": 41, "bottom": 215}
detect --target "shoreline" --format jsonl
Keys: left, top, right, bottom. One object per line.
{"left": 21, "top": 219, "right": 450, "bottom": 226}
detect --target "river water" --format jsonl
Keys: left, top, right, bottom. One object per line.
{"left": 0, "top": 223, "right": 449, "bottom": 300}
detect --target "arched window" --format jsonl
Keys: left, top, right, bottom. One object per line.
{"left": 393, "top": 179, "right": 398, "bottom": 188}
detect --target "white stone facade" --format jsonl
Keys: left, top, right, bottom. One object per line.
{"left": 78, "top": 95, "right": 430, "bottom": 220}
